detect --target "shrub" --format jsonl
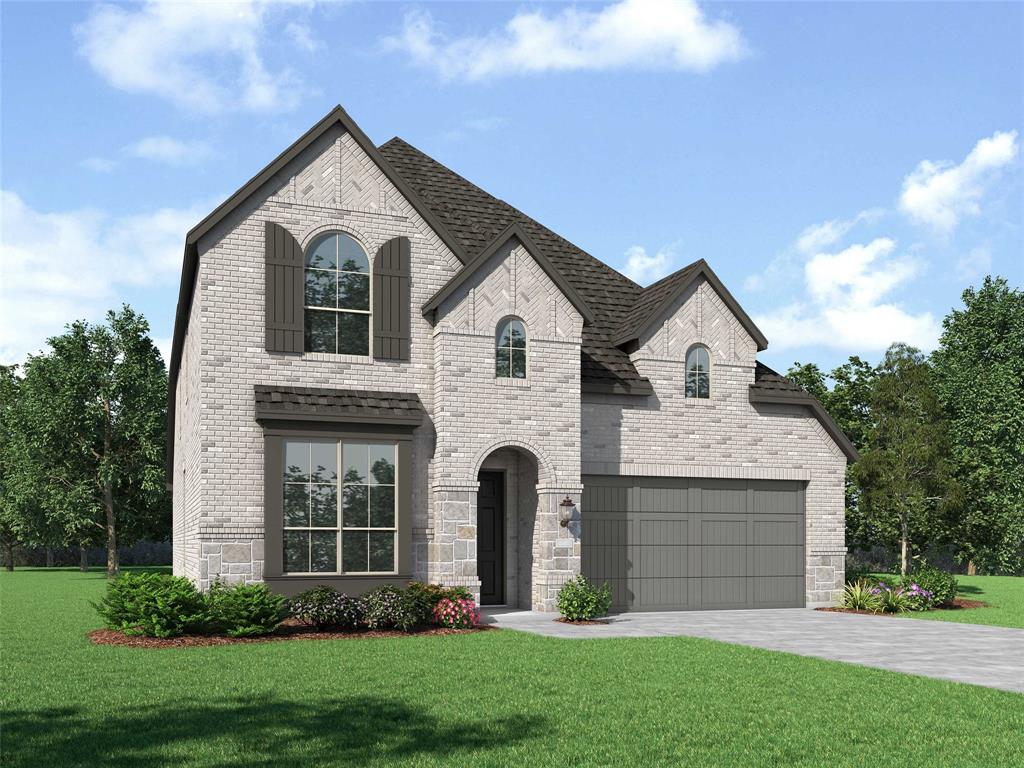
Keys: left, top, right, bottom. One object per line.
{"left": 903, "top": 564, "right": 958, "bottom": 608}
{"left": 406, "top": 581, "right": 473, "bottom": 608}
{"left": 874, "top": 582, "right": 914, "bottom": 614}
{"left": 841, "top": 579, "right": 882, "bottom": 612}
{"left": 207, "top": 581, "right": 288, "bottom": 637}
{"left": 93, "top": 572, "right": 208, "bottom": 638}
{"left": 434, "top": 597, "right": 479, "bottom": 629}
{"left": 557, "top": 575, "right": 612, "bottom": 621}
{"left": 363, "top": 585, "right": 406, "bottom": 630}
{"left": 289, "top": 586, "right": 365, "bottom": 630}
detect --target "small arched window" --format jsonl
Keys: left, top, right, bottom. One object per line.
{"left": 496, "top": 318, "right": 527, "bottom": 379}
{"left": 685, "top": 345, "right": 710, "bottom": 399}
{"left": 304, "top": 232, "right": 370, "bottom": 355}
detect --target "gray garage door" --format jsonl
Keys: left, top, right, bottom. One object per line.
{"left": 581, "top": 476, "right": 806, "bottom": 611}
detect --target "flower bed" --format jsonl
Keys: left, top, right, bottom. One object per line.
{"left": 90, "top": 575, "right": 484, "bottom": 647}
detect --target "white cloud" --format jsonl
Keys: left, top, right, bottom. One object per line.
{"left": 286, "top": 21, "right": 323, "bottom": 53}
{"left": 443, "top": 115, "right": 506, "bottom": 141}
{"left": 794, "top": 208, "right": 884, "bottom": 256}
{"left": 0, "top": 190, "right": 209, "bottom": 364}
{"left": 955, "top": 245, "right": 993, "bottom": 281}
{"left": 385, "top": 0, "right": 748, "bottom": 82}
{"left": 80, "top": 156, "right": 117, "bottom": 173}
{"left": 899, "top": 130, "right": 1019, "bottom": 234}
{"left": 75, "top": 0, "right": 310, "bottom": 113}
{"left": 125, "top": 135, "right": 212, "bottom": 166}
{"left": 754, "top": 238, "right": 940, "bottom": 353}
{"left": 621, "top": 244, "right": 677, "bottom": 284}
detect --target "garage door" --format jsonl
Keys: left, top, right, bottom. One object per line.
{"left": 581, "top": 477, "right": 805, "bottom": 611}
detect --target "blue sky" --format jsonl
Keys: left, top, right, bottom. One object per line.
{"left": 2, "top": 0, "right": 1021, "bottom": 374}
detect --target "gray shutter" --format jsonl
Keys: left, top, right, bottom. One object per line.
{"left": 264, "top": 221, "right": 304, "bottom": 353}
{"left": 373, "top": 236, "right": 411, "bottom": 360}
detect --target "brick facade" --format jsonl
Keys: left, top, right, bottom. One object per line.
{"left": 172, "top": 118, "right": 848, "bottom": 610}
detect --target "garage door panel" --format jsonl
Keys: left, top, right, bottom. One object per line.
{"left": 582, "top": 475, "right": 805, "bottom": 611}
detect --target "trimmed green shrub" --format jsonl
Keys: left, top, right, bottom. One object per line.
{"left": 289, "top": 586, "right": 365, "bottom": 629}
{"left": 434, "top": 597, "right": 479, "bottom": 629}
{"left": 557, "top": 575, "right": 612, "bottom": 621}
{"left": 207, "top": 581, "right": 288, "bottom": 637}
{"left": 902, "top": 565, "right": 958, "bottom": 608}
{"left": 93, "top": 572, "right": 208, "bottom": 638}
{"left": 841, "top": 579, "right": 882, "bottom": 612}
{"left": 363, "top": 585, "right": 406, "bottom": 630}
{"left": 406, "top": 581, "right": 473, "bottom": 608}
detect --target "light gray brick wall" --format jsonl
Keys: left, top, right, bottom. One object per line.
{"left": 430, "top": 240, "right": 584, "bottom": 610}
{"left": 173, "top": 125, "right": 463, "bottom": 588}
{"left": 582, "top": 277, "right": 847, "bottom": 605}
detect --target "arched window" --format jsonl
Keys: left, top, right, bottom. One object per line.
{"left": 496, "top": 318, "right": 527, "bottom": 379}
{"left": 685, "top": 345, "right": 710, "bottom": 398}
{"left": 304, "top": 232, "right": 370, "bottom": 355}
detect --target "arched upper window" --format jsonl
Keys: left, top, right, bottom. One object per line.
{"left": 304, "top": 232, "right": 370, "bottom": 355}
{"left": 495, "top": 318, "right": 527, "bottom": 379}
{"left": 685, "top": 345, "right": 710, "bottom": 399}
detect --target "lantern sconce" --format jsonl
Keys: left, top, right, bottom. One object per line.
{"left": 559, "top": 496, "right": 576, "bottom": 527}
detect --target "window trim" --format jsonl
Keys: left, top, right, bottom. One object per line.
{"left": 685, "top": 344, "right": 712, "bottom": 399}
{"left": 303, "top": 231, "right": 372, "bottom": 356}
{"left": 262, "top": 421, "right": 413, "bottom": 595}
{"left": 495, "top": 316, "right": 528, "bottom": 380}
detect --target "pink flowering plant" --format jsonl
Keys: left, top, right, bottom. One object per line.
{"left": 433, "top": 597, "right": 480, "bottom": 629}
{"left": 871, "top": 581, "right": 933, "bottom": 613}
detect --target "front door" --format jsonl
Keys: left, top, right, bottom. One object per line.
{"left": 477, "top": 471, "right": 505, "bottom": 605}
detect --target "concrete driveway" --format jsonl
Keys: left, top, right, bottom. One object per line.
{"left": 481, "top": 607, "right": 1024, "bottom": 693}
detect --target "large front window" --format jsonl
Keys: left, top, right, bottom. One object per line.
{"left": 304, "top": 232, "right": 370, "bottom": 355}
{"left": 282, "top": 440, "right": 397, "bottom": 574}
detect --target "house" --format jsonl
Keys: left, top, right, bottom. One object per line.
{"left": 169, "top": 105, "right": 857, "bottom": 612}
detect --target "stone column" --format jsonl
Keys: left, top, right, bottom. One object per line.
{"left": 531, "top": 486, "right": 583, "bottom": 611}
{"left": 428, "top": 484, "right": 482, "bottom": 601}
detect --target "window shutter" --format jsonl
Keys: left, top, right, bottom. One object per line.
{"left": 264, "top": 221, "right": 304, "bottom": 353}
{"left": 373, "top": 236, "right": 411, "bottom": 360}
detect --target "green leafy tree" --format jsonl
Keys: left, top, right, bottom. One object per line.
{"left": 0, "top": 365, "right": 23, "bottom": 570}
{"left": 7, "top": 307, "right": 170, "bottom": 576}
{"left": 932, "top": 277, "right": 1024, "bottom": 574}
{"left": 787, "top": 357, "right": 877, "bottom": 550}
{"left": 854, "top": 344, "right": 955, "bottom": 575}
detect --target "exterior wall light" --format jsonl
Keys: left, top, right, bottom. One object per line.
{"left": 559, "top": 496, "right": 575, "bottom": 527}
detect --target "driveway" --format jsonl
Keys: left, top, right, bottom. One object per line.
{"left": 481, "top": 608, "right": 1024, "bottom": 693}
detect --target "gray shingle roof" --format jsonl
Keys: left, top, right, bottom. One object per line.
{"left": 613, "top": 261, "right": 703, "bottom": 344}
{"left": 254, "top": 385, "right": 424, "bottom": 424}
{"left": 750, "top": 362, "right": 807, "bottom": 394}
{"left": 379, "top": 137, "right": 653, "bottom": 395}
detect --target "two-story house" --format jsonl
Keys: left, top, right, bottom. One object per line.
{"left": 169, "top": 105, "right": 857, "bottom": 612}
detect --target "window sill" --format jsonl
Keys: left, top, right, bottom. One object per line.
{"left": 301, "top": 352, "right": 373, "bottom": 365}
{"left": 495, "top": 377, "right": 531, "bottom": 389}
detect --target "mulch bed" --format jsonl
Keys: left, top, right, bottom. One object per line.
{"left": 88, "top": 618, "right": 494, "bottom": 649}
{"left": 555, "top": 617, "right": 610, "bottom": 625}
{"left": 817, "top": 598, "right": 988, "bottom": 617}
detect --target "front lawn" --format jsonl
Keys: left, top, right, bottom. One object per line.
{"left": 2, "top": 569, "right": 1022, "bottom": 768}
{"left": 896, "top": 575, "right": 1024, "bottom": 629}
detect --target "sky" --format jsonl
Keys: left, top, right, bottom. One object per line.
{"left": 1, "top": 0, "right": 1021, "bottom": 375}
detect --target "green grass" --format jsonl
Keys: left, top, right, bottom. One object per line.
{"left": 2, "top": 569, "right": 1022, "bottom": 768}
{"left": 895, "top": 575, "right": 1024, "bottom": 629}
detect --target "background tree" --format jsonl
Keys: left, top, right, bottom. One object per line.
{"left": 932, "top": 276, "right": 1024, "bottom": 574}
{"left": 854, "top": 344, "right": 955, "bottom": 574}
{"left": 0, "top": 365, "right": 22, "bottom": 570}
{"left": 8, "top": 307, "right": 170, "bottom": 576}
{"left": 787, "top": 356, "right": 877, "bottom": 551}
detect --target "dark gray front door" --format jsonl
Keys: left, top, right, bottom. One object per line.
{"left": 477, "top": 471, "right": 505, "bottom": 605}
{"left": 582, "top": 477, "right": 805, "bottom": 611}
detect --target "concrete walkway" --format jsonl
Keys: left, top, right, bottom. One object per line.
{"left": 481, "top": 607, "right": 1024, "bottom": 693}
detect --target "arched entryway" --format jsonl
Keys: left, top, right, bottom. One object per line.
{"left": 477, "top": 446, "right": 539, "bottom": 608}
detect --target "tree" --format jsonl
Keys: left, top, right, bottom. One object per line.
{"left": 8, "top": 307, "right": 170, "bottom": 576}
{"left": 932, "top": 277, "right": 1024, "bottom": 574}
{"left": 787, "top": 357, "right": 877, "bottom": 550}
{"left": 854, "top": 344, "right": 955, "bottom": 575}
{"left": 0, "top": 366, "right": 22, "bottom": 570}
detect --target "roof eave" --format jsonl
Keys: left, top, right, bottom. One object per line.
{"left": 421, "top": 221, "right": 597, "bottom": 325}
{"left": 748, "top": 387, "right": 860, "bottom": 463}
{"left": 614, "top": 260, "right": 769, "bottom": 351}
